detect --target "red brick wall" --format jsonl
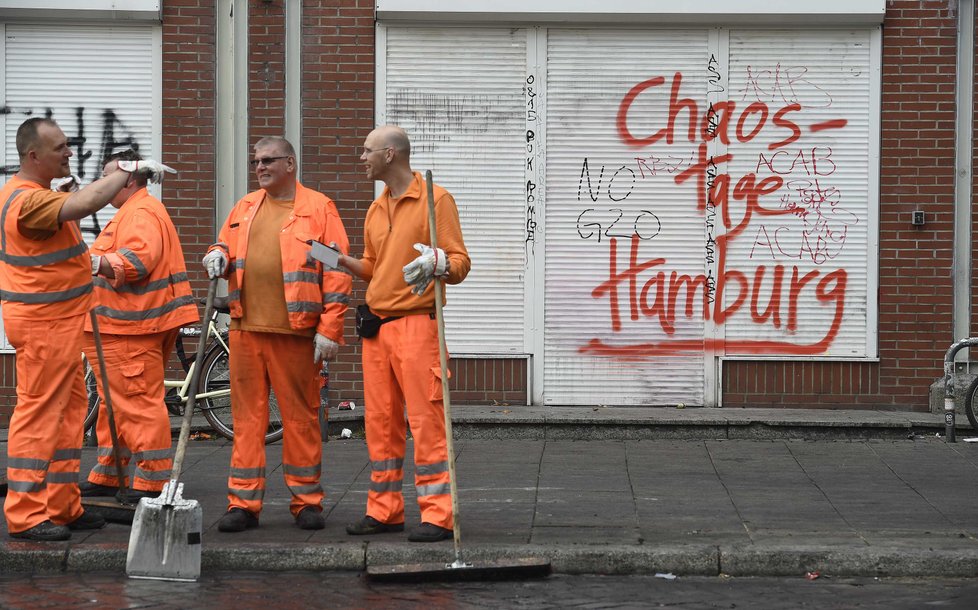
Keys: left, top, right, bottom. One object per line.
{"left": 724, "top": 1, "right": 961, "bottom": 410}
{"left": 300, "top": 0, "right": 377, "bottom": 403}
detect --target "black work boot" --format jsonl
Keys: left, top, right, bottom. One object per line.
{"left": 408, "top": 522, "right": 453, "bottom": 543}
{"left": 217, "top": 508, "right": 259, "bottom": 533}
{"left": 295, "top": 506, "right": 325, "bottom": 530}
{"left": 9, "top": 520, "right": 71, "bottom": 541}
{"left": 67, "top": 511, "right": 106, "bottom": 531}
{"left": 345, "top": 515, "right": 404, "bottom": 536}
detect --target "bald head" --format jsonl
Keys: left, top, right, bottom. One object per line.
{"left": 372, "top": 125, "right": 411, "bottom": 159}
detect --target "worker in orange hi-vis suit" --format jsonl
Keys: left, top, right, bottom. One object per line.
{"left": 1, "top": 117, "right": 175, "bottom": 541}
{"left": 336, "top": 125, "right": 471, "bottom": 543}
{"left": 203, "top": 136, "right": 351, "bottom": 533}
{"left": 78, "top": 149, "right": 199, "bottom": 504}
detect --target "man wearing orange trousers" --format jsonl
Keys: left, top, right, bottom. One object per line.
{"left": 79, "top": 149, "right": 199, "bottom": 503}
{"left": 203, "top": 136, "right": 351, "bottom": 532}
{"left": 337, "top": 125, "right": 470, "bottom": 542}
{"left": 2, "top": 117, "right": 174, "bottom": 541}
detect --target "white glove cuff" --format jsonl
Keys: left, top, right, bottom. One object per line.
{"left": 434, "top": 248, "right": 449, "bottom": 277}
{"left": 91, "top": 255, "right": 101, "bottom": 276}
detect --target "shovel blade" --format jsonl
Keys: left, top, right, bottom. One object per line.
{"left": 126, "top": 494, "right": 202, "bottom": 581}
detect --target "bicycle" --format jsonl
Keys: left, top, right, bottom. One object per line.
{"left": 82, "top": 295, "right": 286, "bottom": 444}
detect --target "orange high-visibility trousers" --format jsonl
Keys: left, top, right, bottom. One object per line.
{"left": 361, "top": 314, "right": 452, "bottom": 529}
{"left": 3, "top": 314, "right": 87, "bottom": 533}
{"left": 82, "top": 329, "right": 178, "bottom": 492}
{"left": 226, "top": 329, "right": 323, "bottom": 516}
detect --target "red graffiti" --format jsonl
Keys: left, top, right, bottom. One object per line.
{"left": 584, "top": 70, "right": 852, "bottom": 358}
{"left": 584, "top": 235, "right": 847, "bottom": 356}
{"left": 616, "top": 72, "right": 809, "bottom": 151}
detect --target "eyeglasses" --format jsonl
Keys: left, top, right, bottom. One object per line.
{"left": 360, "top": 146, "right": 393, "bottom": 156}
{"left": 249, "top": 156, "right": 289, "bottom": 168}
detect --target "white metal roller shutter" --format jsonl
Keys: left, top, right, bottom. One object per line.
{"left": 2, "top": 24, "right": 157, "bottom": 242}
{"left": 0, "top": 22, "right": 158, "bottom": 351}
{"left": 381, "top": 26, "right": 528, "bottom": 354}
{"left": 721, "top": 29, "right": 876, "bottom": 358}
{"left": 543, "top": 29, "right": 711, "bottom": 405}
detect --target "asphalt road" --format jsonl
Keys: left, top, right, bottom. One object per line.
{"left": 1, "top": 571, "right": 976, "bottom": 609}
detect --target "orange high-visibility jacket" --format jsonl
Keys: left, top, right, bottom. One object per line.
{"left": 208, "top": 182, "right": 351, "bottom": 343}
{"left": 84, "top": 188, "right": 199, "bottom": 334}
{"left": 0, "top": 176, "right": 92, "bottom": 320}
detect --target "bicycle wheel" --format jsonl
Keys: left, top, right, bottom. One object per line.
{"left": 83, "top": 355, "right": 100, "bottom": 432}
{"left": 198, "top": 342, "right": 285, "bottom": 444}
{"left": 964, "top": 375, "right": 978, "bottom": 431}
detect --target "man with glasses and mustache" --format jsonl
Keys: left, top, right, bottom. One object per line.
{"left": 202, "top": 136, "right": 351, "bottom": 532}
{"left": 335, "top": 125, "right": 470, "bottom": 543}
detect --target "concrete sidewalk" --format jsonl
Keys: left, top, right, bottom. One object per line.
{"left": 2, "top": 406, "right": 978, "bottom": 578}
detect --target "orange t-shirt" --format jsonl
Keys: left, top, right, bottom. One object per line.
{"left": 18, "top": 189, "right": 71, "bottom": 240}
{"left": 232, "top": 197, "right": 314, "bottom": 337}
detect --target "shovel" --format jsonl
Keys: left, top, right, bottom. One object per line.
{"left": 80, "top": 310, "right": 137, "bottom": 524}
{"left": 126, "top": 278, "right": 216, "bottom": 581}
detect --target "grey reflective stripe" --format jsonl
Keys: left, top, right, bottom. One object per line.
{"left": 94, "top": 272, "right": 190, "bottom": 295}
{"left": 415, "top": 461, "right": 449, "bottom": 476}
{"left": 369, "top": 479, "right": 403, "bottom": 493}
{"left": 133, "top": 448, "right": 173, "bottom": 462}
{"left": 416, "top": 482, "right": 451, "bottom": 497}
{"left": 0, "top": 188, "right": 90, "bottom": 270}
{"left": 0, "top": 281, "right": 92, "bottom": 304}
{"left": 7, "top": 457, "right": 48, "bottom": 471}
{"left": 117, "top": 247, "right": 148, "bottom": 280}
{"left": 93, "top": 295, "right": 196, "bottom": 321}
{"left": 371, "top": 458, "right": 404, "bottom": 472}
{"left": 229, "top": 487, "right": 264, "bottom": 501}
{"left": 286, "top": 301, "right": 322, "bottom": 313}
{"left": 52, "top": 448, "right": 82, "bottom": 461}
{"left": 45, "top": 471, "right": 79, "bottom": 484}
{"left": 228, "top": 289, "right": 240, "bottom": 303}
{"left": 283, "top": 271, "right": 319, "bottom": 284}
{"left": 230, "top": 466, "right": 265, "bottom": 479}
{"left": 92, "top": 463, "right": 119, "bottom": 477}
{"left": 287, "top": 483, "right": 323, "bottom": 496}
{"left": 0, "top": 241, "right": 88, "bottom": 267}
{"left": 135, "top": 467, "right": 172, "bottom": 481}
{"left": 0, "top": 189, "right": 25, "bottom": 256}
{"left": 98, "top": 447, "right": 132, "bottom": 459}
{"left": 7, "top": 479, "right": 46, "bottom": 493}
{"left": 322, "top": 292, "right": 350, "bottom": 305}
{"left": 234, "top": 259, "right": 245, "bottom": 270}
{"left": 283, "top": 463, "right": 321, "bottom": 478}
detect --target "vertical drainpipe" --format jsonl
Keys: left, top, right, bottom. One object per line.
{"left": 285, "top": 0, "right": 302, "bottom": 178}
{"left": 216, "top": 0, "right": 249, "bottom": 236}
{"left": 946, "top": 0, "right": 975, "bottom": 440}
{"left": 953, "top": 0, "right": 974, "bottom": 352}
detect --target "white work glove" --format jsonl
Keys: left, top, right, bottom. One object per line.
{"left": 402, "top": 243, "right": 448, "bottom": 296}
{"left": 52, "top": 174, "right": 81, "bottom": 192}
{"left": 90, "top": 255, "right": 102, "bottom": 276}
{"left": 116, "top": 159, "right": 177, "bottom": 184}
{"left": 313, "top": 333, "right": 339, "bottom": 363}
{"left": 202, "top": 250, "right": 228, "bottom": 279}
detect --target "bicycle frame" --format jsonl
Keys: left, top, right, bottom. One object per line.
{"left": 165, "top": 318, "right": 230, "bottom": 408}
